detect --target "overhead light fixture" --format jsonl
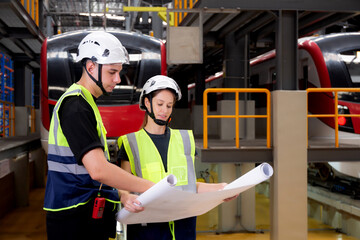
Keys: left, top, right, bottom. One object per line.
{"left": 79, "top": 12, "right": 125, "bottom": 21}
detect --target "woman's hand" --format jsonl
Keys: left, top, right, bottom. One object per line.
{"left": 120, "top": 191, "right": 144, "bottom": 213}
{"left": 223, "top": 194, "right": 239, "bottom": 202}
{"left": 196, "top": 182, "right": 239, "bottom": 202}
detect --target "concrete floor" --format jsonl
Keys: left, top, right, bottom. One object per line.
{"left": 0, "top": 188, "right": 358, "bottom": 240}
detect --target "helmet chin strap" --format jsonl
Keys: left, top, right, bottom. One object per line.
{"left": 146, "top": 95, "right": 171, "bottom": 126}
{"left": 83, "top": 62, "right": 110, "bottom": 96}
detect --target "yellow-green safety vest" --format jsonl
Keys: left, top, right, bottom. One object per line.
{"left": 118, "top": 128, "right": 197, "bottom": 192}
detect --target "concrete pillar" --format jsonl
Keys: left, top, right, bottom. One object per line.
{"left": 15, "top": 107, "right": 29, "bottom": 136}
{"left": 240, "top": 163, "right": 256, "bottom": 231}
{"left": 218, "top": 163, "right": 238, "bottom": 232}
{"left": 218, "top": 163, "right": 256, "bottom": 232}
{"left": 10, "top": 153, "right": 29, "bottom": 207}
{"left": 35, "top": 109, "right": 40, "bottom": 134}
{"left": 271, "top": 91, "right": 307, "bottom": 240}
{"left": 14, "top": 64, "right": 32, "bottom": 106}
{"left": 218, "top": 100, "right": 255, "bottom": 140}
{"left": 30, "top": 148, "right": 46, "bottom": 188}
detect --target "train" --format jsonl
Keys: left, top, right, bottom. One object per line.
{"left": 41, "top": 30, "right": 360, "bottom": 197}
{"left": 188, "top": 32, "right": 360, "bottom": 198}
{"left": 40, "top": 30, "right": 166, "bottom": 161}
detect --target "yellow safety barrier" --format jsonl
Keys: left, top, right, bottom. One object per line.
{"left": 123, "top": 6, "right": 167, "bottom": 12}
{"left": 307, "top": 88, "right": 360, "bottom": 148}
{"left": 174, "top": 0, "right": 198, "bottom": 26}
{"left": 21, "top": 0, "right": 39, "bottom": 26}
{"left": 203, "top": 88, "right": 271, "bottom": 149}
{"left": 0, "top": 100, "right": 15, "bottom": 137}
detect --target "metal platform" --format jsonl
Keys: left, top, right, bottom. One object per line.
{"left": 0, "top": 133, "right": 41, "bottom": 160}
{"left": 196, "top": 138, "right": 360, "bottom": 163}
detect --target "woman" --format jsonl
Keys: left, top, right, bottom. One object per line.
{"left": 117, "top": 75, "right": 234, "bottom": 240}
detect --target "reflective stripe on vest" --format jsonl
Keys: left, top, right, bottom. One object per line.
{"left": 47, "top": 160, "right": 88, "bottom": 174}
{"left": 122, "top": 129, "right": 197, "bottom": 193}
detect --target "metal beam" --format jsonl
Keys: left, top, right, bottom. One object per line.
{"left": 218, "top": 11, "right": 261, "bottom": 39}
{"left": 299, "top": 12, "right": 360, "bottom": 36}
{"left": 6, "top": 28, "right": 36, "bottom": 39}
{"left": 252, "top": 21, "right": 275, "bottom": 42}
{"left": 234, "top": 12, "right": 276, "bottom": 41}
{"left": 195, "top": 0, "right": 360, "bottom": 12}
{"left": 275, "top": 10, "right": 298, "bottom": 90}
{"left": 0, "top": 42, "right": 12, "bottom": 55}
{"left": 298, "top": 12, "right": 335, "bottom": 31}
{"left": 203, "top": 13, "right": 230, "bottom": 34}
{"left": 198, "top": 147, "right": 273, "bottom": 163}
{"left": 198, "top": 147, "right": 360, "bottom": 163}
{"left": 308, "top": 148, "right": 360, "bottom": 162}
{"left": 12, "top": 38, "right": 34, "bottom": 59}
{"left": 0, "top": 0, "right": 45, "bottom": 42}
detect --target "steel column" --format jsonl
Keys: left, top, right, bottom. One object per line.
{"left": 275, "top": 10, "right": 298, "bottom": 90}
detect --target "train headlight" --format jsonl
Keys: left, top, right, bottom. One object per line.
{"left": 337, "top": 105, "right": 354, "bottom": 132}
{"left": 338, "top": 116, "right": 347, "bottom": 126}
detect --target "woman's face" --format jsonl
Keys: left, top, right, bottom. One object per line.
{"left": 145, "top": 89, "right": 175, "bottom": 122}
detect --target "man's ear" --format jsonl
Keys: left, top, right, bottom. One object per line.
{"left": 86, "top": 60, "right": 96, "bottom": 75}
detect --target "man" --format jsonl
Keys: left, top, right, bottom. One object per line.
{"left": 44, "top": 31, "right": 153, "bottom": 240}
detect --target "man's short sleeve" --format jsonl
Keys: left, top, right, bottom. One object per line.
{"left": 58, "top": 96, "right": 103, "bottom": 165}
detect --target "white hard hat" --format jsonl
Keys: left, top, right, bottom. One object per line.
{"left": 76, "top": 31, "right": 129, "bottom": 64}
{"left": 139, "top": 75, "right": 182, "bottom": 110}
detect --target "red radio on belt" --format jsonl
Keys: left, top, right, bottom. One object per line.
{"left": 92, "top": 193, "right": 105, "bottom": 219}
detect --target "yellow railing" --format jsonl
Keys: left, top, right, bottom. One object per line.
{"left": 26, "top": 105, "right": 36, "bottom": 133}
{"left": 174, "top": 0, "right": 198, "bottom": 26}
{"left": 20, "top": 0, "right": 39, "bottom": 26}
{"left": 0, "top": 100, "right": 15, "bottom": 137}
{"left": 203, "top": 88, "right": 271, "bottom": 149}
{"left": 307, "top": 88, "right": 360, "bottom": 148}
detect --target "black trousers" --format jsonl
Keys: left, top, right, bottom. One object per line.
{"left": 46, "top": 198, "right": 117, "bottom": 240}
{"left": 126, "top": 216, "right": 197, "bottom": 240}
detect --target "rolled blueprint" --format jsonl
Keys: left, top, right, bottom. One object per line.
{"left": 116, "top": 174, "right": 177, "bottom": 223}
{"left": 225, "top": 162, "right": 273, "bottom": 190}
{"left": 117, "top": 162, "right": 273, "bottom": 224}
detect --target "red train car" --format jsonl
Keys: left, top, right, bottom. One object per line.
{"left": 40, "top": 30, "right": 166, "bottom": 160}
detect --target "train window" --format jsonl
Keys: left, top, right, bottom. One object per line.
{"left": 269, "top": 68, "right": 276, "bottom": 90}
{"left": 250, "top": 74, "right": 267, "bottom": 108}
{"left": 208, "top": 92, "right": 217, "bottom": 112}
{"left": 250, "top": 74, "right": 259, "bottom": 88}
{"left": 97, "top": 49, "right": 142, "bottom": 105}
{"left": 299, "top": 65, "right": 308, "bottom": 90}
{"left": 48, "top": 46, "right": 143, "bottom": 105}
{"left": 339, "top": 49, "right": 360, "bottom": 85}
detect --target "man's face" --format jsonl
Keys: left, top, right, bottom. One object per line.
{"left": 101, "top": 63, "right": 123, "bottom": 93}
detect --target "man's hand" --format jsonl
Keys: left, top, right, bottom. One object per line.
{"left": 120, "top": 191, "right": 144, "bottom": 213}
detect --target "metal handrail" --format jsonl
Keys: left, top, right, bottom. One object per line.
{"left": 203, "top": 88, "right": 271, "bottom": 149}
{"left": 307, "top": 88, "right": 360, "bottom": 148}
